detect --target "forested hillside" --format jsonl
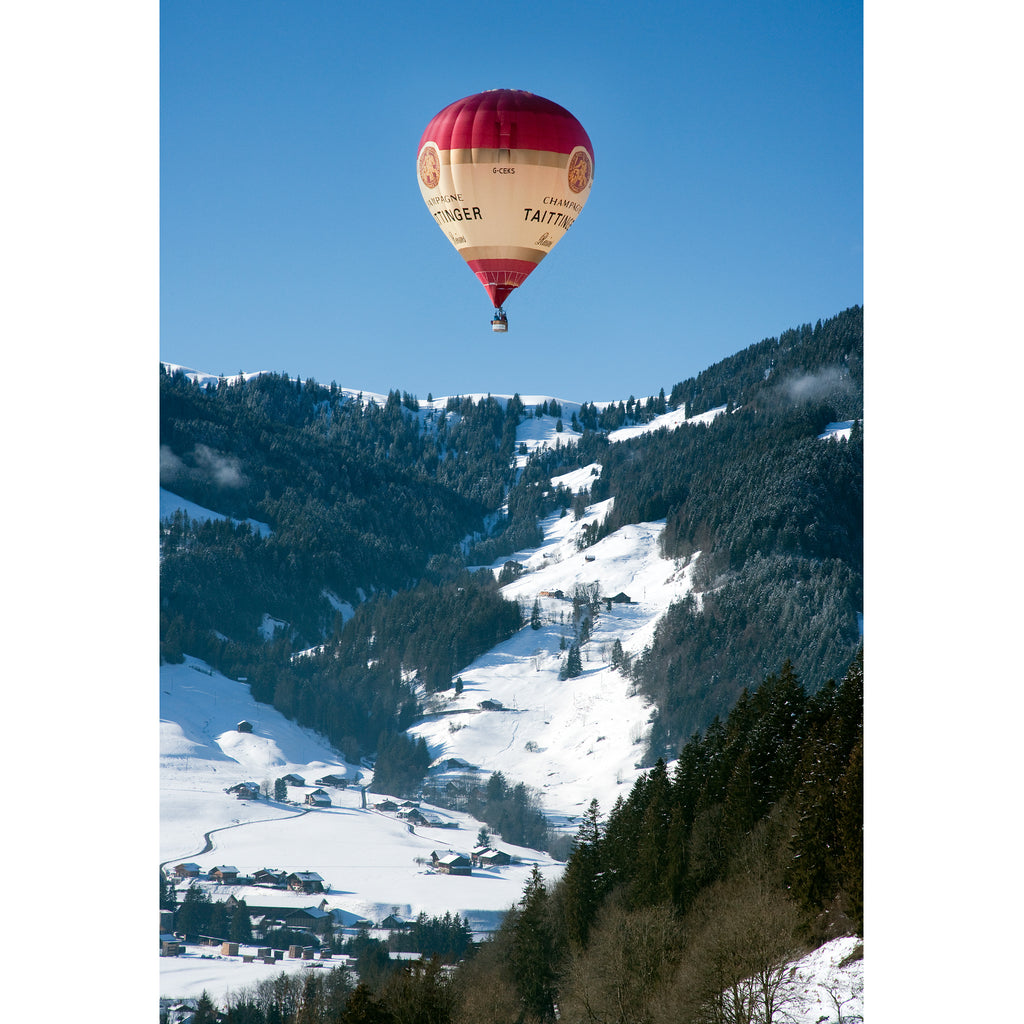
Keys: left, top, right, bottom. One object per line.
{"left": 459, "top": 650, "right": 863, "bottom": 1024}
{"left": 160, "top": 306, "right": 862, "bottom": 771}
{"left": 185, "top": 650, "right": 862, "bottom": 1024}
{"left": 484, "top": 307, "right": 863, "bottom": 758}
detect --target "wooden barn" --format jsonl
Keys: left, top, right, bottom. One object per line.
{"left": 287, "top": 871, "right": 326, "bottom": 894}
{"left": 431, "top": 851, "right": 472, "bottom": 876}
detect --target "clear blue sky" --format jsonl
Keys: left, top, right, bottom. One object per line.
{"left": 162, "top": 0, "right": 862, "bottom": 402}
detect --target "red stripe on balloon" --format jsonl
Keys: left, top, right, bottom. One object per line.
{"left": 420, "top": 89, "right": 593, "bottom": 160}
{"left": 465, "top": 257, "right": 539, "bottom": 307}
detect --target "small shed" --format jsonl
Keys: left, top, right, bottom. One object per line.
{"left": 236, "top": 720, "right": 253, "bottom": 733}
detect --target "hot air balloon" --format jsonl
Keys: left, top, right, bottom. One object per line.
{"left": 416, "top": 89, "right": 594, "bottom": 331}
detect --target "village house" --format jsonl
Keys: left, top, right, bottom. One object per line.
{"left": 305, "top": 788, "right": 332, "bottom": 807}
{"left": 287, "top": 871, "right": 326, "bottom": 894}
{"left": 315, "top": 773, "right": 349, "bottom": 788}
{"left": 431, "top": 851, "right": 472, "bottom": 876}
{"left": 398, "top": 807, "right": 428, "bottom": 825}
{"left": 226, "top": 782, "right": 261, "bottom": 800}
{"left": 173, "top": 862, "right": 202, "bottom": 878}
{"left": 473, "top": 847, "right": 512, "bottom": 868}
{"left": 253, "top": 869, "right": 287, "bottom": 887}
{"left": 210, "top": 865, "right": 239, "bottom": 884}
{"left": 280, "top": 773, "right": 306, "bottom": 787}
{"left": 375, "top": 799, "right": 399, "bottom": 812}
{"left": 281, "top": 906, "right": 331, "bottom": 934}
{"left": 478, "top": 699, "right": 504, "bottom": 711}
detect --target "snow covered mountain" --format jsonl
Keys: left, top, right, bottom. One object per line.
{"left": 159, "top": 368, "right": 863, "bottom": 1018}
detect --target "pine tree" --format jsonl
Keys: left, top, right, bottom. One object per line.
{"left": 562, "top": 643, "right": 582, "bottom": 679}
{"left": 230, "top": 902, "right": 253, "bottom": 944}
{"left": 341, "top": 982, "right": 395, "bottom": 1024}
{"left": 530, "top": 598, "right": 542, "bottom": 630}
{"left": 193, "top": 990, "right": 219, "bottom": 1024}
{"left": 509, "top": 866, "right": 558, "bottom": 1023}
{"left": 160, "top": 869, "right": 177, "bottom": 912}
{"left": 176, "top": 882, "right": 211, "bottom": 942}
{"left": 561, "top": 799, "right": 608, "bottom": 948}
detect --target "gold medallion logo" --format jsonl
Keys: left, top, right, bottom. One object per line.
{"left": 419, "top": 145, "right": 441, "bottom": 189}
{"left": 567, "top": 149, "right": 592, "bottom": 194}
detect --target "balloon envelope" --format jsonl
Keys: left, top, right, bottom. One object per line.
{"left": 417, "top": 89, "right": 595, "bottom": 309}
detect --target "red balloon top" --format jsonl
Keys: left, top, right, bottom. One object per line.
{"left": 419, "top": 89, "right": 593, "bottom": 161}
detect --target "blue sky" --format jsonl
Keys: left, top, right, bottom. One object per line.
{"left": 160, "top": 0, "right": 862, "bottom": 401}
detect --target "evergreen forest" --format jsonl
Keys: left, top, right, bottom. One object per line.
{"left": 161, "top": 305, "right": 862, "bottom": 775}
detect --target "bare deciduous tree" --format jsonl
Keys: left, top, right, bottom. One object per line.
{"left": 560, "top": 896, "right": 683, "bottom": 1024}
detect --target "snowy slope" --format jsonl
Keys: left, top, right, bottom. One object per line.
{"left": 160, "top": 656, "right": 562, "bottom": 923}
{"left": 160, "top": 377, "right": 861, "bottom": 1011}
{"left": 159, "top": 487, "right": 272, "bottom": 537}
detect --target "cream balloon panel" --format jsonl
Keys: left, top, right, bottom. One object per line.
{"left": 418, "top": 144, "right": 593, "bottom": 263}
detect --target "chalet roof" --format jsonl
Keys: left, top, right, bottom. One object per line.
{"left": 283, "top": 906, "right": 329, "bottom": 921}
{"left": 212, "top": 865, "right": 238, "bottom": 873}
{"left": 437, "top": 853, "right": 470, "bottom": 866}
{"left": 479, "top": 848, "right": 511, "bottom": 863}
{"left": 288, "top": 871, "right": 324, "bottom": 882}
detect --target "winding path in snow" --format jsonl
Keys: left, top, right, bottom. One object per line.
{"left": 160, "top": 806, "right": 313, "bottom": 871}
